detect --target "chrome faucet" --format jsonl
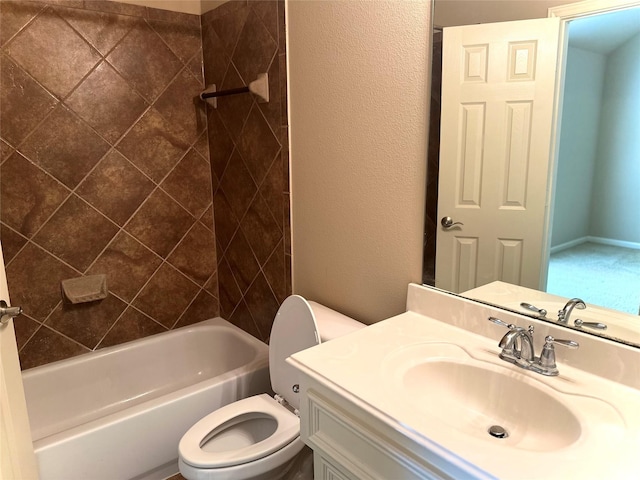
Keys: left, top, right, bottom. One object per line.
{"left": 557, "top": 298, "right": 586, "bottom": 324}
{"left": 488, "top": 317, "right": 579, "bottom": 376}
{"left": 497, "top": 322, "right": 535, "bottom": 364}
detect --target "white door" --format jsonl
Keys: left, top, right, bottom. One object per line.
{"left": 0, "top": 241, "right": 39, "bottom": 479}
{"left": 436, "top": 17, "right": 561, "bottom": 293}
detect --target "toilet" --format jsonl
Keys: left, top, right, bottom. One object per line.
{"left": 178, "top": 295, "right": 363, "bottom": 480}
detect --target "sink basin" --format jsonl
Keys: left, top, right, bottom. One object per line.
{"left": 403, "top": 359, "right": 580, "bottom": 451}
{"left": 382, "top": 342, "right": 623, "bottom": 454}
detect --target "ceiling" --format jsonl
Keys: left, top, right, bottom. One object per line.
{"left": 568, "top": 6, "right": 640, "bottom": 55}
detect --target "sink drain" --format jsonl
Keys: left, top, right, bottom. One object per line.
{"left": 488, "top": 425, "right": 509, "bottom": 439}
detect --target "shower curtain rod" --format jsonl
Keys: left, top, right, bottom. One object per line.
{"left": 199, "top": 73, "right": 269, "bottom": 108}
{"left": 200, "top": 86, "right": 250, "bottom": 99}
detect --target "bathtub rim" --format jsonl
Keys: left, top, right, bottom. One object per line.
{"left": 22, "top": 317, "right": 268, "bottom": 377}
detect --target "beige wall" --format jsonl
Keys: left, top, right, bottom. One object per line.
{"left": 110, "top": 0, "right": 227, "bottom": 15}
{"left": 287, "top": 1, "right": 431, "bottom": 324}
{"left": 434, "top": 0, "right": 585, "bottom": 27}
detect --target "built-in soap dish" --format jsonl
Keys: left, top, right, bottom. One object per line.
{"left": 61, "top": 274, "right": 108, "bottom": 304}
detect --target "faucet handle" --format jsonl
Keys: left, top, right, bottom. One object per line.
{"left": 545, "top": 335, "right": 579, "bottom": 349}
{"left": 520, "top": 302, "right": 547, "bottom": 317}
{"left": 488, "top": 316, "right": 515, "bottom": 329}
{"left": 487, "top": 317, "right": 534, "bottom": 335}
{"left": 538, "top": 335, "right": 579, "bottom": 376}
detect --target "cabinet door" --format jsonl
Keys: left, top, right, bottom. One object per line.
{"left": 304, "top": 390, "right": 447, "bottom": 479}
{"left": 314, "top": 452, "right": 358, "bottom": 480}
{"left": 436, "top": 17, "right": 560, "bottom": 292}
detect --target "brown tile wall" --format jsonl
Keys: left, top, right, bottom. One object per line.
{"left": 0, "top": 0, "right": 220, "bottom": 369}
{"left": 202, "top": 0, "right": 291, "bottom": 342}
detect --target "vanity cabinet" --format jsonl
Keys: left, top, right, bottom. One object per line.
{"left": 289, "top": 284, "right": 640, "bottom": 480}
{"left": 297, "top": 372, "right": 460, "bottom": 480}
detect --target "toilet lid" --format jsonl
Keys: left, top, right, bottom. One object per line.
{"left": 179, "top": 394, "right": 300, "bottom": 469}
{"left": 269, "top": 295, "right": 320, "bottom": 410}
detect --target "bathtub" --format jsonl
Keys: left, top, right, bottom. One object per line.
{"left": 21, "top": 318, "right": 271, "bottom": 480}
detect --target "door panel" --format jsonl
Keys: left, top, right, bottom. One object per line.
{"left": 436, "top": 17, "right": 560, "bottom": 293}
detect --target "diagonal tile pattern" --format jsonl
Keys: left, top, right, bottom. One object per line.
{"left": 107, "top": 21, "right": 183, "bottom": 103}
{"left": 0, "top": 223, "right": 27, "bottom": 265}
{"left": 125, "top": 189, "right": 195, "bottom": 258}
{"left": 18, "top": 104, "right": 111, "bottom": 188}
{"left": 65, "top": 60, "right": 148, "bottom": 144}
{"left": 237, "top": 105, "right": 281, "bottom": 185}
{"left": 168, "top": 222, "right": 217, "bottom": 286}
{"left": 1, "top": 0, "right": 291, "bottom": 368}
{"left": 97, "top": 307, "right": 166, "bottom": 349}
{"left": 132, "top": 263, "right": 200, "bottom": 328}
{"left": 154, "top": 68, "right": 208, "bottom": 145}
{"left": 0, "top": 1, "right": 46, "bottom": 48}
{"left": 32, "top": 195, "right": 120, "bottom": 272}
{"left": 5, "top": 6, "right": 102, "bottom": 98}
{"left": 45, "top": 294, "right": 128, "bottom": 349}
{"left": 86, "top": 231, "right": 163, "bottom": 303}
{"left": 202, "top": 0, "right": 290, "bottom": 342}
{"left": 161, "top": 149, "right": 213, "bottom": 218}
{"left": 0, "top": 0, "right": 217, "bottom": 369}
{"left": 231, "top": 9, "right": 277, "bottom": 86}
{"left": 0, "top": 152, "right": 70, "bottom": 238}
{"left": 116, "top": 107, "right": 190, "bottom": 182}
{"left": 216, "top": 64, "right": 253, "bottom": 142}
{"left": 148, "top": 13, "right": 201, "bottom": 64}
{"left": 0, "top": 55, "right": 59, "bottom": 146}
{"left": 59, "top": 6, "right": 139, "bottom": 55}
{"left": 76, "top": 150, "right": 156, "bottom": 226}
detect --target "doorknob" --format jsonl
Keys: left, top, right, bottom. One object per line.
{"left": 441, "top": 216, "right": 464, "bottom": 229}
{"left": 0, "top": 300, "right": 22, "bottom": 326}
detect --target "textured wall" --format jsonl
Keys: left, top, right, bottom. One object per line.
{"left": 202, "top": 0, "right": 290, "bottom": 342}
{"left": 287, "top": 1, "right": 430, "bottom": 323}
{"left": 0, "top": 0, "right": 218, "bottom": 369}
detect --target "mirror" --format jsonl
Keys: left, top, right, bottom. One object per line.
{"left": 426, "top": 0, "right": 640, "bottom": 347}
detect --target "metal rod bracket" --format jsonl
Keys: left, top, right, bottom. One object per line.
{"left": 200, "top": 84, "right": 218, "bottom": 108}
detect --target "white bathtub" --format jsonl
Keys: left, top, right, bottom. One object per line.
{"left": 21, "top": 318, "right": 271, "bottom": 480}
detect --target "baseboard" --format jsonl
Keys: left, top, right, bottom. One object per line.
{"left": 588, "top": 236, "right": 640, "bottom": 250}
{"left": 551, "top": 236, "right": 640, "bottom": 254}
{"left": 550, "top": 237, "right": 588, "bottom": 254}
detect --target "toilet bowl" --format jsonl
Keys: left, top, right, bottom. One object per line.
{"left": 178, "top": 295, "right": 363, "bottom": 480}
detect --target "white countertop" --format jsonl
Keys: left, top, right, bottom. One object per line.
{"left": 289, "top": 285, "right": 640, "bottom": 480}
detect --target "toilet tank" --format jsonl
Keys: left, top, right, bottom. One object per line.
{"left": 308, "top": 301, "right": 364, "bottom": 342}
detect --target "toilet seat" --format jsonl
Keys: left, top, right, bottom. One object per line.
{"left": 269, "top": 295, "right": 320, "bottom": 411}
{"left": 179, "top": 394, "right": 300, "bottom": 469}
{"left": 179, "top": 296, "right": 327, "bottom": 480}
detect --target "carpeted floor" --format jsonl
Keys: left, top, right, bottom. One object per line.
{"left": 547, "top": 242, "right": 640, "bottom": 315}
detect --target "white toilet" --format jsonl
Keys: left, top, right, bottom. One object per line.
{"left": 178, "top": 295, "right": 363, "bottom": 480}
